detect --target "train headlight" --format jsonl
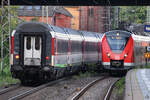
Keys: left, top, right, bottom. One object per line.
{"left": 124, "top": 54, "right": 128, "bottom": 58}
{"left": 15, "top": 54, "right": 19, "bottom": 59}
{"left": 107, "top": 53, "right": 110, "bottom": 58}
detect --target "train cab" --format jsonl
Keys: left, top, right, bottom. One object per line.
{"left": 102, "top": 30, "right": 134, "bottom": 71}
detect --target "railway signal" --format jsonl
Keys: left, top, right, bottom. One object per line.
{"left": 144, "top": 25, "right": 150, "bottom": 32}
{"left": 144, "top": 52, "right": 150, "bottom": 58}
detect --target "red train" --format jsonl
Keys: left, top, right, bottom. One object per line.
{"left": 102, "top": 30, "right": 150, "bottom": 74}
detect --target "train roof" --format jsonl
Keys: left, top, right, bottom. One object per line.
{"left": 64, "top": 28, "right": 83, "bottom": 41}
{"left": 14, "top": 22, "right": 103, "bottom": 41}
{"left": 79, "top": 31, "right": 102, "bottom": 42}
{"left": 15, "top": 22, "right": 50, "bottom": 32}
{"left": 49, "top": 25, "right": 69, "bottom": 40}
{"left": 104, "top": 30, "right": 131, "bottom": 37}
{"left": 132, "top": 34, "right": 150, "bottom": 42}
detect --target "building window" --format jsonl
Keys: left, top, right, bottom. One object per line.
{"left": 88, "top": 8, "right": 94, "bottom": 17}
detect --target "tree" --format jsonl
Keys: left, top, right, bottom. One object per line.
{"left": 119, "top": 6, "right": 147, "bottom": 25}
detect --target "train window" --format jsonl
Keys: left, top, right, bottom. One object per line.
{"left": 57, "top": 39, "right": 68, "bottom": 54}
{"left": 85, "top": 41, "right": 97, "bottom": 52}
{"left": 26, "top": 6, "right": 32, "bottom": 10}
{"left": 26, "top": 37, "right": 31, "bottom": 50}
{"left": 106, "top": 36, "right": 129, "bottom": 51}
{"left": 71, "top": 41, "right": 81, "bottom": 53}
{"left": 35, "top": 36, "right": 40, "bottom": 50}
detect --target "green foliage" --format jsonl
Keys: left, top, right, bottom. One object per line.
{"left": 0, "top": 6, "right": 20, "bottom": 31}
{"left": 0, "top": 75, "right": 20, "bottom": 87}
{"left": 144, "top": 65, "right": 150, "bottom": 68}
{"left": 72, "top": 71, "right": 98, "bottom": 80}
{"left": 115, "top": 77, "right": 125, "bottom": 94}
{"left": 72, "top": 64, "right": 99, "bottom": 80}
{"left": 0, "top": 6, "right": 21, "bottom": 63}
{"left": 0, "top": 6, "right": 21, "bottom": 59}
{"left": 0, "top": 67, "right": 20, "bottom": 87}
{"left": 72, "top": 72, "right": 91, "bottom": 79}
{"left": 120, "top": 6, "right": 147, "bottom": 24}
{"left": 0, "top": 6, "right": 21, "bottom": 87}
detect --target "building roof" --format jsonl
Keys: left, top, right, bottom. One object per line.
{"left": 17, "top": 6, "right": 73, "bottom": 17}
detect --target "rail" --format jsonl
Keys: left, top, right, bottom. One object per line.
{"left": 71, "top": 76, "right": 108, "bottom": 100}
{"left": 8, "top": 77, "right": 68, "bottom": 100}
{"left": 0, "top": 84, "right": 20, "bottom": 95}
{"left": 104, "top": 78, "right": 120, "bottom": 100}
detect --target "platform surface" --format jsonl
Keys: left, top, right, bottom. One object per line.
{"left": 125, "top": 68, "right": 150, "bottom": 100}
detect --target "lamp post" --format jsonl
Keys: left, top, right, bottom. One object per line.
{"left": 51, "top": 7, "right": 56, "bottom": 25}
{"left": 131, "top": 9, "right": 135, "bottom": 24}
{"left": 42, "top": 6, "right": 45, "bottom": 23}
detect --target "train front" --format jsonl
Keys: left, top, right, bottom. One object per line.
{"left": 102, "top": 30, "right": 134, "bottom": 71}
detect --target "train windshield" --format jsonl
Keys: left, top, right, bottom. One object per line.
{"left": 106, "top": 31, "right": 131, "bottom": 52}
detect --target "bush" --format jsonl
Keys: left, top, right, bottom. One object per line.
{"left": 0, "top": 66, "right": 20, "bottom": 87}
{"left": 115, "top": 77, "right": 125, "bottom": 94}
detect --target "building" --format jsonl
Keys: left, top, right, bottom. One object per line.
{"left": 79, "top": 6, "right": 111, "bottom": 33}
{"left": 18, "top": 6, "right": 73, "bottom": 28}
{"left": 64, "top": 6, "right": 80, "bottom": 30}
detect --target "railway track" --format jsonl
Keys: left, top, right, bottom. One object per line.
{"left": 0, "top": 78, "right": 68, "bottom": 100}
{"left": 104, "top": 78, "right": 120, "bottom": 100}
{"left": 0, "top": 84, "right": 20, "bottom": 95}
{"left": 70, "top": 77, "right": 120, "bottom": 100}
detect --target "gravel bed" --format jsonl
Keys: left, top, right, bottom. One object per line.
{"left": 78, "top": 77, "right": 118, "bottom": 100}
{"left": 0, "top": 86, "right": 32, "bottom": 100}
{"left": 21, "top": 75, "right": 101, "bottom": 100}
{"left": 0, "top": 83, "right": 19, "bottom": 90}
{"left": 109, "top": 84, "right": 125, "bottom": 100}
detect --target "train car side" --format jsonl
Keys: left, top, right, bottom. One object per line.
{"left": 132, "top": 34, "right": 150, "bottom": 67}
{"left": 10, "top": 22, "right": 103, "bottom": 84}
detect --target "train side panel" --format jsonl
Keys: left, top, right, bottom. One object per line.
{"left": 132, "top": 34, "right": 150, "bottom": 67}
{"left": 49, "top": 25, "right": 69, "bottom": 68}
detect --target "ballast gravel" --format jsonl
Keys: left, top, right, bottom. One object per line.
{"left": 21, "top": 75, "right": 101, "bottom": 100}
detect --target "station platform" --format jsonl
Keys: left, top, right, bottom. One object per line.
{"left": 124, "top": 68, "right": 150, "bottom": 100}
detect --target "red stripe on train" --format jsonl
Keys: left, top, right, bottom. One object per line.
{"left": 51, "top": 38, "right": 55, "bottom": 55}
{"left": 11, "top": 36, "right": 14, "bottom": 54}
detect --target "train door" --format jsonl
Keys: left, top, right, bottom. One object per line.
{"left": 24, "top": 36, "right": 42, "bottom": 65}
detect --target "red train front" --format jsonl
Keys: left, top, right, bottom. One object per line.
{"left": 102, "top": 30, "right": 134, "bottom": 72}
